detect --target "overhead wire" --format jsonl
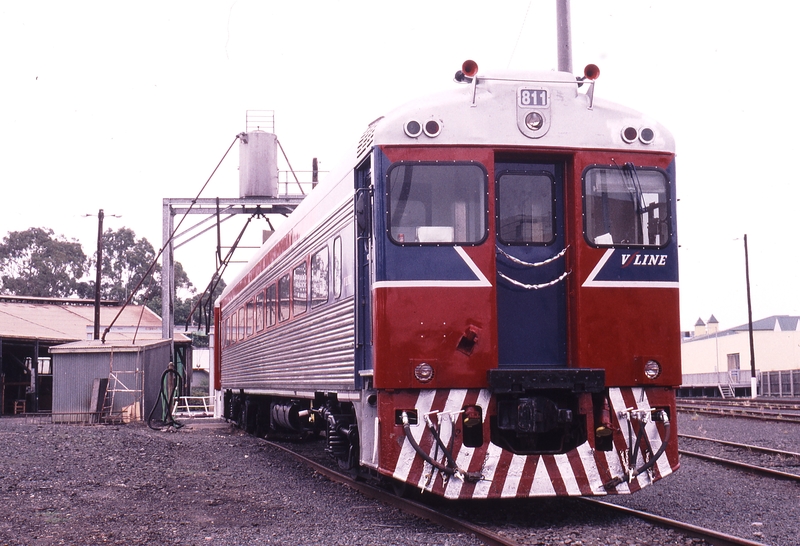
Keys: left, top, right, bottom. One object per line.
{"left": 507, "top": 0, "right": 532, "bottom": 69}
{"left": 183, "top": 214, "right": 254, "bottom": 331}
{"left": 101, "top": 134, "right": 241, "bottom": 343}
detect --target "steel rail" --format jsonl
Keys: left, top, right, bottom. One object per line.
{"left": 679, "top": 433, "right": 800, "bottom": 459}
{"left": 580, "top": 499, "right": 768, "bottom": 546}
{"left": 677, "top": 399, "right": 800, "bottom": 410}
{"left": 260, "top": 439, "right": 521, "bottom": 546}
{"left": 676, "top": 404, "right": 800, "bottom": 424}
{"left": 259, "top": 437, "right": 773, "bottom": 545}
{"left": 679, "top": 449, "right": 800, "bottom": 482}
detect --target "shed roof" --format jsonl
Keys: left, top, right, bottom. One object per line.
{"left": 731, "top": 315, "right": 800, "bottom": 332}
{"left": 684, "top": 315, "right": 800, "bottom": 343}
{"left": 0, "top": 297, "right": 183, "bottom": 343}
{"left": 49, "top": 337, "right": 172, "bottom": 354}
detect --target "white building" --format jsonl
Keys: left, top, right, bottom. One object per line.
{"left": 680, "top": 315, "right": 800, "bottom": 397}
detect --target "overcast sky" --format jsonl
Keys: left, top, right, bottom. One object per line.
{"left": 1, "top": 1, "right": 798, "bottom": 332}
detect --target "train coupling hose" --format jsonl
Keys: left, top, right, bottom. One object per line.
{"left": 401, "top": 411, "right": 482, "bottom": 483}
{"left": 604, "top": 409, "right": 671, "bottom": 490}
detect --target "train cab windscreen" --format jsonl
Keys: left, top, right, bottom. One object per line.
{"left": 386, "top": 162, "right": 487, "bottom": 244}
{"left": 497, "top": 172, "right": 555, "bottom": 245}
{"left": 583, "top": 164, "right": 670, "bottom": 247}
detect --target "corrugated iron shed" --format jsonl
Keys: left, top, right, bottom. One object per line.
{"left": 0, "top": 296, "right": 190, "bottom": 416}
{"left": 50, "top": 338, "right": 172, "bottom": 423}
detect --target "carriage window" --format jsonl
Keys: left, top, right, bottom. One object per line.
{"left": 333, "top": 236, "right": 342, "bottom": 298}
{"left": 278, "top": 274, "right": 291, "bottom": 322}
{"left": 224, "top": 317, "right": 230, "bottom": 346}
{"left": 293, "top": 262, "right": 308, "bottom": 316}
{"left": 311, "top": 248, "right": 329, "bottom": 308}
{"left": 584, "top": 165, "right": 670, "bottom": 247}
{"left": 497, "top": 172, "right": 555, "bottom": 244}
{"left": 246, "top": 299, "right": 255, "bottom": 337}
{"left": 255, "top": 292, "right": 265, "bottom": 332}
{"left": 387, "top": 162, "right": 487, "bottom": 244}
{"left": 266, "top": 284, "right": 277, "bottom": 327}
{"left": 237, "top": 307, "right": 245, "bottom": 340}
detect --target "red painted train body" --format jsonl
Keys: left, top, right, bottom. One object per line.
{"left": 215, "top": 63, "right": 680, "bottom": 498}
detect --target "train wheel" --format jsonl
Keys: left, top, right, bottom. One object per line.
{"left": 242, "top": 398, "right": 258, "bottom": 433}
{"left": 323, "top": 405, "right": 358, "bottom": 470}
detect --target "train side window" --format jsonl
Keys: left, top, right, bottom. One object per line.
{"left": 583, "top": 165, "right": 670, "bottom": 247}
{"left": 311, "top": 248, "right": 329, "bottom": 308}
{"left": 387, "top": 162, "right": 488, "bottom": 245}
{"left": 224, "top": 317, "right": 230, "bottom": 347}
{"left": 278, "top": 274, "right": 291, "bottom": 322}
{"left": 245, "top": 299, "right": 255, "bottom": 337}
{"left": 333, "top": 236, "right": 342, "bottom": 299}
{"left": 293, "top": 261, "right": 308, "bottom": 316}
{"left": 238, "top": 307, "right": 245, "bottom": 340}
{"left": 266, "top": 284, "right": 277, "bottom": 327}
{"left": 255, "top": 292, "right": 265, "bottom": 332}
{"left": 497, "top": 171, "right": 555, "bottom": 244}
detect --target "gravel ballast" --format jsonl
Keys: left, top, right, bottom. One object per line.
{"left": 0, "top": 418, "right": 480, "bottom": 545}
{"left": 605, "top": 411, "right": 800, "bottom": 546}
{"left": 2, "top": 411, "right": 797, "bottom": 545}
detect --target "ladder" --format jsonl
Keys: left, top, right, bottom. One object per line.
{"left": 718, "top": 384, "right": 735, "bottom": 398}
{"left": 101, "top": 351, "right": 143, "bottom": 423}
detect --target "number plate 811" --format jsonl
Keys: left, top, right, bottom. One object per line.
{"left": 518, "top": 89, "right": 548, "bottom": 108}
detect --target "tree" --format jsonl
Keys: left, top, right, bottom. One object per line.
{"left": 1, "top": 225, "right": 206, "bottom": 328}
{"left": 92, "top": 227, "right": 197, "bottom": 315}
{"left": 145, "top": 260, "right": 198, "bottom": 322}
{"left": 183, "top": 273, "right": 226, "bottom": 329}
{"left": 0, "top": 228, "right": 89, "bottom": 297}
{"left": 97, "top": 227, "right": 159, "bottom": 303}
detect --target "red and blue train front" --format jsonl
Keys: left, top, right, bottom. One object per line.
{"left": 364, "top": 146, "right": 680, "bottom": 498}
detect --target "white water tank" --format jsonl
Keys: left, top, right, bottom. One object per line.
{"left": 239, "top": 131, "right": 278, "bottom": 198}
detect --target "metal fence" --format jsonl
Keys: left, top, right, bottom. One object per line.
{"left": 682, "top": 369, "right": 800, "bottom": 398}
{"left": 681, "top": 370, "right": 755, "bottom": 388}
{"left": 760, "top": 370, "right": 800, "bottom": 397}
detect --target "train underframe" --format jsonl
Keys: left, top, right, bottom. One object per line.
{"left": 223, "top": 379, "right": 677, "bottom": 498}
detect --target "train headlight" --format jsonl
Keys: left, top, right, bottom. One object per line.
{"left": 643, "top": 359, "right": 662, "bottom": 379}
{"left": 404, "top": 120, "right": 422, "bottom": 138}
{"left": 423, "top": 119, "right": 442, "bottom": 138}
{"left": 622, "top": 126, "right": 638, "bottom": 143}
{"left": 525, "top": 111, "right": 545, "bottom": 131}
{"left": 414, "top": 362, "right": 435, "bottom": 382}
{"left": 621, "top": 126, "right": 655, "bottom": 145}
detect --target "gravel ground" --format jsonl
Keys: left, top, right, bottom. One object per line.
{"left": 605, "top": 412, "right": 800, "bottom": 546}
{"left": 0, "top": 418, "right": 480, "bottom": 546}
{"left": 2, "top": 411, "right": 796, "bottom": 545}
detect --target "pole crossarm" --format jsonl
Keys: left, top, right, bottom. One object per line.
{"left": 164, "top": 196, "right": 304, "bottom": 216}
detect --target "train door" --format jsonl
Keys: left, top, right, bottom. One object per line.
{"left": 354, "top": 158, "right": 373, "bottom": 386}
{"left": 495, "top": 161, "right": 568, "bottom": 368}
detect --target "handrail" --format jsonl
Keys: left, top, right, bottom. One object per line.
{"left": 172, "top": 396, "right": 213, "bottom": 417}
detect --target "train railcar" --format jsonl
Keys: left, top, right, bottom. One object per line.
{"left": 215, "top": 61, "right": 680, "bottom": 499}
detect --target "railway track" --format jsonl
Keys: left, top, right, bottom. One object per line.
{"left": 579, "top": 499, "right": 766, "bottom": 546}
{"left": 679, "top": 433, "right": 800, "bottom": 482}
{"left": 261, "top": 439, "right": 514, "bottom": 546}
{"left": 261, "top": 436, "right": 765, "bottom": 546}
{"left": 677, "top": 398, "right": 800, "bottom": 423}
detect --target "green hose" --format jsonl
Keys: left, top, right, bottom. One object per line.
{"left": 147, "top": 364, "right": 184, "bottom": 430}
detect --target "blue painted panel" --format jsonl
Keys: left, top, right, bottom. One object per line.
{"left": 496, "top": 162, "right": 568, "bottom": 369}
